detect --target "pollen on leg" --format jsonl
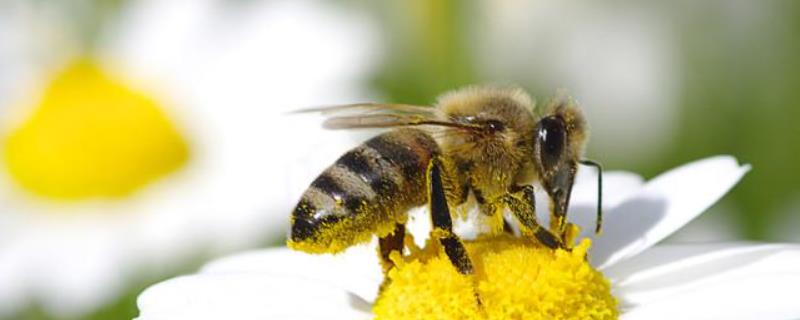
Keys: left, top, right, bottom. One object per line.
{"left": 373, "top": 235, "right": 617, "bottom": 320}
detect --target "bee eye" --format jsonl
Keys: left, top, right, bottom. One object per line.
{"left": 536, "top": 117, "right": 566, "bottom": 168}
{"left": 485, "top": 120, "right": 505, "bottom": 133}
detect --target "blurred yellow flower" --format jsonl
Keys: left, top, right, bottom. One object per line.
{"left": 4, "top": 59, "right": 189, "bottom": 200}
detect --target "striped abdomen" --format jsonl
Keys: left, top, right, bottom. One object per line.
{"left": 288, "top": 128, "right": 439, "bottom": 253}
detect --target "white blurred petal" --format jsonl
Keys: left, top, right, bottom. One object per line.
{"left": 0, "top": 218, "right": 128, "bottom": 316}
{"left": 202, "top": 246, "right": 383, "bottom": 303}
{"left": 136, "top": 274, "right": 371, "bottom": 320}
{"left": 591, "top": 156, "right": 750, "bottom": 269}
{"left": 614, "top": 243, "right": 800, "bottom": 320}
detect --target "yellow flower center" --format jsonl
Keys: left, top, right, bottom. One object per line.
{"left": 373, "top": 235, "right": 617, "bottom": 320}
{"left": 2, "top": 59, "right": 190, "bottom": 200}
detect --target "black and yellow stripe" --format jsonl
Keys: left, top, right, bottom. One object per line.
{"left": 337, "top": 147, "right": 399, "bottom": 196}
{"left": 289, "top": 129, "right": 439, "bottom": 253}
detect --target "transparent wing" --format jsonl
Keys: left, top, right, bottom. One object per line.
{"left": 294, "top": 103, "right": 436, "bottom": 117}
{"left": 322, "top": 113, "right": 429, "bottom": 129}
{"left": 294, "top": 103, "right": 478, "bottom": 131}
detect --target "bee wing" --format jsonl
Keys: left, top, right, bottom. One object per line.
{"left": 294, "top": 103, "right": 436, "bottom": 117}
{"left": 295, "top": 102, "right": 484, "bottom": 131}
{"left": 294, "top": 103, "right": 473, "bottom": 130}
{"left": 321, "top": 113, "right": 432, "bottom": 130}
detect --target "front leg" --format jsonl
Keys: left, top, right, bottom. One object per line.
{"left": 502, "top": 185, "right": 564, "bottom": 249}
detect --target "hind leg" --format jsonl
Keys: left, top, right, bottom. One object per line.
{"left": 378, "top": 223, "right": 406, "bottom": 274}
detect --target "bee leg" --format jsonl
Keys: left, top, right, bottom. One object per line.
{"left": 378, "top": 223, "right": 406, "bottom": 274}
{"left": 502, "top": 218, "right": 515, "bottom": 235}
{"left": 561, "top": 221, "right": 580, "bottom": 248}
{"left": 429, "top": 159, "right": 473, "bottom": 275}
{"left": 377, "top": 223, "right": 406, "bottom": 294}
{"left": 475, "top": 188, "right": 515, "bottom": 235}
{"left": 429, "top": 159, "right": 482, "bottom": 306}
{"left": 504, "top": 185, "right": 564, "bottom": 250}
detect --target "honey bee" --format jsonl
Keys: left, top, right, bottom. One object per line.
{"left": 288, "top": 85, "right": 602, "bottom": 278}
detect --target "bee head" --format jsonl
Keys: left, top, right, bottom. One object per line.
{"left": 533, "top": 93, "right": 588, "bottom": 230}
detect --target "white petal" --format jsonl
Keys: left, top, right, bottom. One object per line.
{"left": 604, "top": 242, "right": 761, "bottom": 284}
{"left": 590, "top": 156, "right": 750, "bottom": 269}
{"left": 565, "top": 170, "right": 644, "bottom": 234}
{"left": 201, "top": 245, "right": 383, "bottom": 303}
{"left": 573, "top": 170, "right": 644, "bottom": 209}
{"left": 609, "top": 243, "right": 799, "bottom": 297}
{"left": 661, "top": 203, "right": 740, "bottom": 242}
{"left": 612, "top": 243, "right": 800, "bottom": 319}
{"left": 621, "top": 275, "right": 800, "bottom": 320}
{"left": 136, "top": 274, "right": 372, "bottom": 320}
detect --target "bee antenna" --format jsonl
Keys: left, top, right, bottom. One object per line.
{"left": 579, "top": 159, "right": 603, "bottom": 235}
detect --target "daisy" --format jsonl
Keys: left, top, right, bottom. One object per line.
{"left": 0, "top": 0, "right": 376, "bottom": 317}
{"left": 134, "top": 155, "right": 800, "bottom": 319}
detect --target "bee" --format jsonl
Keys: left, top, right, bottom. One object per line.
{"left": 288, "top": 85, "right": 602, "bottom": 278}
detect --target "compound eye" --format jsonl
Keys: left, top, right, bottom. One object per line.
{"left": 485, "top": 119, "right": 505, "bottom": 133}
{"left": 537, "top": 117, "right": 567, "bottom": 169}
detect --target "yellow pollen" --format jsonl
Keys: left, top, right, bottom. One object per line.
{"left": 2, "top": 59, "right": 190, "bottom": 200}
{"left": 373, "top": 236, "right": 618, "bottom": 320}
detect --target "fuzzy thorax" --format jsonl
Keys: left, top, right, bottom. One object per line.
{"left": 435, "top": 86, "right": 539, "bottom": 198}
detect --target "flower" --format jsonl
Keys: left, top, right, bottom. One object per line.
{"left": 373, "top": 237, "right": 617, "bottom": 319}
{"left": 0, "top": 0, "right": 376, "bottom": 317}
{"left": 135, "top": 155, "right": 800, "bottom": 319}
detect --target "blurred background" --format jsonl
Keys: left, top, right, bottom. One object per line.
{"left": 0, "top": 0, "right": 798, "bottom": 319}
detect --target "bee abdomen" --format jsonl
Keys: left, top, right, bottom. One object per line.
{"left": 289, "top": 129, "right": 439, "bottom": 253}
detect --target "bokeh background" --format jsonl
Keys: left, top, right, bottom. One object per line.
{"left": 0, "top": 0, "right": 798, "bottom": 319}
